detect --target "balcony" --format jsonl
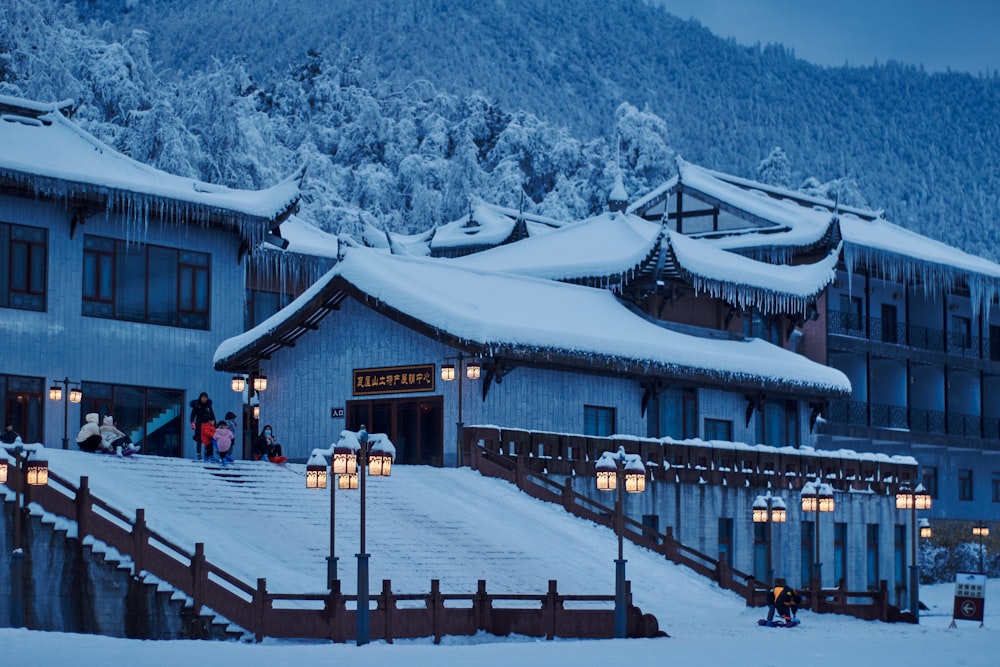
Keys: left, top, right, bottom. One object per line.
{"left": 828, "top": 311, "right": 988, "bottom": 359}
{"left": 828, "top": 400, "right": 999, "bottom": 442}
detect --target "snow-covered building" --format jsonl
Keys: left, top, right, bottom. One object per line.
{"left": 628, "top": 160, "right": 1000, "bottom": 524}
{"left": 0, "top": 94, "right": 300, "bottom": 457}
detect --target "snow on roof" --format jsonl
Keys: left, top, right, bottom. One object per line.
{"left": 430, "top": 201, "right": 567, "bottom": 250}
{"left": 271, "top": 216, "right": 342, "bottom": 259}
{"left": 450, "top": 210, "right": 661, "bottom": 282}
{"left": 668, "top": 230, "right": 839, "bottom": 312}
{"left": 675, "top": 160, "right": 834, "bottom": 247}
{"left": 0, "top": 94, "right": 301, "bottom": 227}
{"left": 216, "top": 246, "right": 851, "bottom": 397}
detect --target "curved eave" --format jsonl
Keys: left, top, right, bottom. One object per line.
{"left": 216, "top": 273, "right": 849, "bottom": 401}
{"left": 664, "top": 239, "right": 840, "bottom": 316}
{"left": 0, "top": 166, "right": 301, "bottom": 248}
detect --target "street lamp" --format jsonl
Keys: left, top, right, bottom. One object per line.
{"left": 231, "top": 371, "right": 266, "bottom": 459}
{"left": 48, "top": 377, "right": 82, "bottom": 449}
{"left": 595, "top": 445, "right": 647, "bottom": 638}
{"left": 306, "top": 433, "right": 365, "bottom": 588}
{"left": 919, "top": 518, "right": 932, "bottom": 539}
{"left": 895, "top": 482, "right": 931, "bottom": 621}
{"left": 441, "top": 353, "right": 481, "bottom": 467}
{"left": 3, "top": 442, "right": 49, "bottom": 629}
{"left": 752, "top": 492, "right": 786, "bottom": 588}
{"left": 972, "top": 522, "right": 989, "bottom": 574}
{"left": 800, "top": 480, "right": 835, "bottom": 588}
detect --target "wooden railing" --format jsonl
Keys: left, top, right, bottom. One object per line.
{"left": 465, "top": 426, "right": 903, "bottom": 623}
{"left": 2, "top": 451, "right": 663, "bottom": 641}
{"left": 463, "top": 426, "right": 918, "bottom": 494}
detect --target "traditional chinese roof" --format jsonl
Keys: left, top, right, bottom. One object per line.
{"left": 425, "top": 201, "right": 569, "bottom": 257}
{"left": 215, "top": 245, "right": 851, "bottom": 399}
{"left": 0, "top": 94, "right": 301, "bottom": 248}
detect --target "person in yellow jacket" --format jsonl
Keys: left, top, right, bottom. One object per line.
{"left": 766, "top": 585, "right": 801, "bottom": 626}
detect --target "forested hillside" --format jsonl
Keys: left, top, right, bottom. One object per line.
{"left": 4, "top": 0, "right": 998, "bottom": 258}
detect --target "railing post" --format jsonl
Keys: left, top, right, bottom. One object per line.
{"left": 381, "top": 579, "right": 394, "bottom": 644}
{"left": 475, "top": 579, "right": 487, "bottom": 632}
{"left": 562, "top": 475, "right": 575, "bottom": 512}
{"left": 546, "top": 579, "right": 559, "bottom": 640}
{"left": 131, "top": 508, "right": 146, "bottom": 574}
{"left": 253, "top": 578, "right": 267, "bottom": 643}
{"left": 878, "top": 579, "right": 890, "bottom": 622}
{"left": 75, "top": 476, "right": 91, "bottom": 541}
{"left": 190, "top": 542, "right": 206, "bottom": 638}
{"left": 429, "top": 579, "right": 442, "bottom": 645}
{"left": 327, "top": 579, "right": 343, "bottom": 642}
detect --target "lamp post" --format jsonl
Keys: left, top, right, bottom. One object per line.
{"left": 307, "top": 426, "right": 393, "bottom": 645}
{"left": 595, "top": 445, "right": 646, "bottom": 638}
{"left": 440, "top": 353, "right": 481, "bottom": 468}
{"left": 895, "top": 482, "right": 931, "bottom": 621}
{"left": 919, "top": 518, "right": 932, "bottom": 539}
{"left": 800, "top": 480, "right": 835, "bottom": 588}
{"left": 752, "top": 492, "right": 786, "bottom": 588}
{"left": 972, "top": 522, "right": 989, "bottom": 574}
{"left": 231, "top": 371, "right": 266, "bottom": 459}
{"left": 3, "top": 442, "right": 49, "bottom": 628}
{"left": 47, "top": 377, "right": 82, "bottom": 450}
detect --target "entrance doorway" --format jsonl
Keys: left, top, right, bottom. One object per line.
{"left": 347, "top": 397, "right": 443, "bottom": 466}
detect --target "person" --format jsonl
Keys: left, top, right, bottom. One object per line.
{"left": 201, "top": 418, "right": 218, "bottom": 463}
{"left": 99, "top": 415, "right": 139, "bottom": 455}
{"left": 252, "top": 424, "right": 287, "bottom": 464}
{"left": 76, "top": 412, "right": 103, "bottom": 452}
{"left": 1, "top": 424, "right": 20, "bottom": 445}
{"left": 766, "top": 585, "right": 801, "bottom": 626}
{"left": 213, "top": 419, "right": 235, "bottom": 464}
{"left": 189, "top": 392, "right": 216, "bottom": 460}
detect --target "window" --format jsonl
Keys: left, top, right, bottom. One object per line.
{"left": 757, "top": 399, "right": 799, "bottom": 447}
{"left": 245, "top": 288, "right": 295, "bottom": 329}
{"left": 958, "top": 468, "right": 974, "bottom": 501}
{"left": 922, "top": 466, "right": 939, "bottom": 499}
{"left": 743, "top": 308, "right": 781, "bottom": 345}
{"left": 990, "top": 325, "right": 1000, "bottom": 362}
{"left": 950, "top": 315, "right": 971, "bottom": 350}
{"left": 880, "top": 303, "right": 898, "bottom": 344}
{"left": 0, "top": 222, "right": 47, "bottom": 311}
{"left": 584, "top": 405, "right": 615, "bottom": 437}
{"left": 1, "top": 375, "right": 44, "bottom": 444}
{"left": 718, "top": 518, "right": 733, "bottom": 567}
{"left": 801, "top": 521, "right": 814, "bottom": 586}
{"left": 753, "top": 522, "right": 768, "bottom": 583}
{"left": 993, "top": 472, "right": 1000, "bottom": 503}
{"left": 894, "top": 524, "right": 907, "bottom": 607}
{"left": 83, "top": 235, "right": 211, "bottom": 329}
{"left": 834, "top": 522, "right": 848, "bottom": 587}
{"left": 840, "top": 294, "right": 863, "bottom": 335}
{"left": 704, "top": 418, "right": 732, "bottom": 442}
{"left": 80, "top": 382, "right": 185, "bottom": 457}
{"left": 866, "top": 524, "right": 880, "bottom": 591}
{"left": 650, "top": 387, "right": 697, "bottom": 439}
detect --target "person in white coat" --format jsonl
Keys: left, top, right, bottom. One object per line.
{"left": 100, "top": 416, "right": 139, "bottom": 455}
{"left": 76, "top": 412, "right": 102, "bottom": 452}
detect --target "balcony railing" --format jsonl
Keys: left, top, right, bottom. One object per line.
{"left": 828, "top": 311, "right": 989, "bottom": 358}
{"left": 828, "top": 400, "right": 995, "bottom": 441}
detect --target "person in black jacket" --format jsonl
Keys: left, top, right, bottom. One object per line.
{"left": 189, "top": 392, "right": 216, "bottom": 460}
{"left": 766, "top": 585, "right": 801, "bottom": 625}
{"left": 1, "top": 424, "right": 20, "bottom": 444}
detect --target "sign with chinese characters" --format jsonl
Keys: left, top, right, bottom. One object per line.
{"left": 951, "top": 572, "right": 986, "bottom": 625}
{"left": 353, "top": 365, "right": 435, "bottom": 396}
{"left": 330, "top": 407, "right": 345, "bottom": 419}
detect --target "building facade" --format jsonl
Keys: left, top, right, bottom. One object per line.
{"left": 0, "top": 94, "right": 299, "bottom": 457}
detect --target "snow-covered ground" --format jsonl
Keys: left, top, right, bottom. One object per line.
{"left": 4, "top": 449, "right": 1000, "bottom": 665}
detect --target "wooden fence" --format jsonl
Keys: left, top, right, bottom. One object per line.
{"left": 2, "top": 451, "right": 664, "bottom": 641}
{"left": 465, "top": 426, "right": 909, "bottom": 623}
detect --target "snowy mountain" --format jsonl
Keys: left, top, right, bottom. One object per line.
{"left": 4, "top": 0, "right": 998, "bottom": 259}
